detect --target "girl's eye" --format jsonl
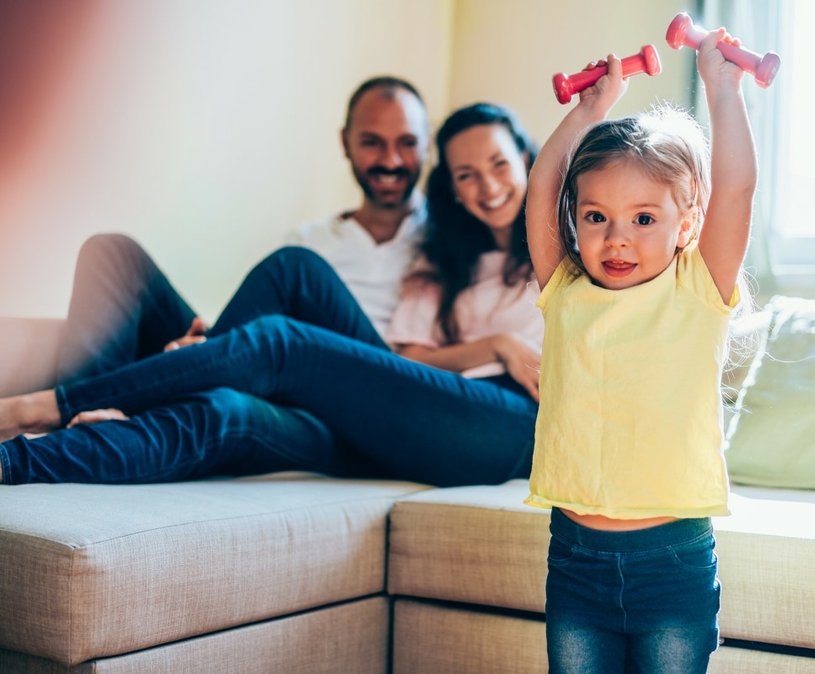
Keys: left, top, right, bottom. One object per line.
{"left": 455, "top": 173, "right": 472, "bottom": 182}
{"left": 636, "top": 214, "right": 654, "bottom": 226}
{"left": 587, "top": 212, "right": 605, "bottom": 223}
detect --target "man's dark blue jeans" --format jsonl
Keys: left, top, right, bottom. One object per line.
{"left": 56, "top": 233, "right": 386, "bottom": 383}
{"left": 0, "top": 236, "right": 536, "bottom": 486}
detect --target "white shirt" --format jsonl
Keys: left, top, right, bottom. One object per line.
{"left": 285, "top": 200, "right": 426, "bottom": 337}
{"left": 387, "top": 251, "right": 543, "bottom": 378}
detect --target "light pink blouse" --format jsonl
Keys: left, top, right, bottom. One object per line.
{"left": 386, "top": 251, "right": 544, "bottom": 378}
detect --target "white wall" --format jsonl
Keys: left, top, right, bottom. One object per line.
{"left": 0, "top": 0, "right": 698, "bottom": 321}
{"left": 448, "top": 0, "right": 696, "bottom": 146}
{"left": 0, "top": 0, "right": 453, "bottom": 320}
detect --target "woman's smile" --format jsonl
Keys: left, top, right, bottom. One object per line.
{"left": 445, "top": 123, "right": 529, "bottom": 244}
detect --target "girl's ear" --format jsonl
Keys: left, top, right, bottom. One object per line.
{"left": 676, "top": 206, "right": 700, "bottom": 249}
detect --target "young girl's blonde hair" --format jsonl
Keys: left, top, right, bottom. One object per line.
{"left": 557, "top": 106, "right": 710, "bottom": 275}
{"left": 557, "top": 105, "right": 756, "bottom": 374}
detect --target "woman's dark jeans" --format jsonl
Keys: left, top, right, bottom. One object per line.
{"left": 1, "top": 236, "right": 536, "bottom": 486}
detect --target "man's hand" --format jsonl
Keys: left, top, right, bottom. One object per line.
{"left": 164, "top": 317, "right": 208, "bottom": 351}
{"left": 67, "top": 408, "right": 130, "bottom": 428}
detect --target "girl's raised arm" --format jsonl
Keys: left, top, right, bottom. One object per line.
{"left": 696, "top": 29, "right": 758, "bottom": 304}
{"left": 526, "top": 55, "right": 627, "bottom": 288}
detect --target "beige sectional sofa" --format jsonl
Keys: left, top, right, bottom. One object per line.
{"left": 1, "top": 312, "right": 814, "bottom": 673}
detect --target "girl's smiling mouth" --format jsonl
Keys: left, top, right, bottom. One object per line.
{"left": 602, "top": 259, "right": 636, "bottom": 276}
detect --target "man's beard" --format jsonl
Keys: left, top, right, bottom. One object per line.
{"left": 354, "top": 166, "right": 418, "bottom": 210}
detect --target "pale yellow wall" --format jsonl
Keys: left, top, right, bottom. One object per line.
{"left": 0, "top": 0, "right": 697, "bottom": 321}
{"left": 449, "top": 0, "right": 696, "bottom": 146}
{"left": 0, "top": 0, "right": 453, "bottom": 320}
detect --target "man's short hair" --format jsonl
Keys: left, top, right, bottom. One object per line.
{"left": 344, "top": 76, "right": 425, "bottom": 129}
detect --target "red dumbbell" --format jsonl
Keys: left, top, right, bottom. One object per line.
{"left": 666, "top": 12, "right": 781, "bottom": 88}
{"left": 552, "top": 45, "right": 661, "bottom": 105}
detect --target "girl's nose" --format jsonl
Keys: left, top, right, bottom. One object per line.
{"left": 605, "top": 221, "right": 629, "bottom": 247}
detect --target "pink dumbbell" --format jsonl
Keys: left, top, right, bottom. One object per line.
{"left": 552, "top": 45, "right": 662, "bottom": 105}
{"left": 666, "top": 12, "right": 781, "bottom": 88}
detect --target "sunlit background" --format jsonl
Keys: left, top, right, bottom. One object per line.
{"left": 781, "top": 0, "right": 812, "bottom": 239}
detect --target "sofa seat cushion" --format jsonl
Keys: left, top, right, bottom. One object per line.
{"left": 389, "top": 481, "right": 549, "bottom": 613}
{"left": 388, "top": 480, "right": 815, "bottom": 650}
{"left": 392, "top": 598, "right": 815, "bottom": 674}
{"left": 0, "top": 472, "right": 428, "bottom": 666}
{"left": 715, "top": 487, "right": 815, "bottom": 649}
{"left": 0, "top": 596, "right": 390, "bottom": 674}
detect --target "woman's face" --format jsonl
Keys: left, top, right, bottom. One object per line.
{"left": 445, "top": 123, "right": 529, "bottom": 249}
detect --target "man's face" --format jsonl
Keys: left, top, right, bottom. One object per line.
{"left": 342, "top": 88, "right": 429, "bottom": 209}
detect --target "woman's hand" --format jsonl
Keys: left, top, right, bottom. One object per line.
{"left": 67, "top": 408, "right": 130, "bottom": 428}
{"left": 398, "top": 336, "right": 541, "bottom": 400}
{"left": 164, "top": 317, "right": 208, "bottom": 351}
{"left": 491, "top": 334, "right": 540, "bottom": 402}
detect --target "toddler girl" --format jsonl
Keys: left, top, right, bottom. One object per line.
{"left": 524, "top": 29, "right": 756, "bottom": 673}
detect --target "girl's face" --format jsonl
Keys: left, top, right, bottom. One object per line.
{"left": 574, "top": 161, "right": 695, "bottom": 290}
{"left": 445, "top": 124, "right": 528, "bottom": 250}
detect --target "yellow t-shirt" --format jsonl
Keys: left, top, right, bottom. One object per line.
{"left": 525, "top": 246, "right": 736, "bottom": 519}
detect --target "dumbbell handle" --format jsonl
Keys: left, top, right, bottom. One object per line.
{"left": 552, "top": 45, "right": 662, "bottom": 105}
{"left": 666, "top": 13, "right": 780, "bottom": 88}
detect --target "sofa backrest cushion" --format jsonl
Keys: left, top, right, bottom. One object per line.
{"left": 725, "top": 295, "right": 815, "bottom": 489}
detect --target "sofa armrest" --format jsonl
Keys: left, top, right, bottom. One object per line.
{"left": 0, "top": 318, "right": 64, "bottom": 396}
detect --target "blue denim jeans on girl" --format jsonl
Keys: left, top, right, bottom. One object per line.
{"left": 1, "top": 240, "right": 536, "bottom": 486}
{"left": 546, "top": 507, "right": 721, "bottom": 674}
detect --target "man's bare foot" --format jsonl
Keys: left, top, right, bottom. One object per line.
{"left": 0, "top": 391, "right": 62, "bottom": 443}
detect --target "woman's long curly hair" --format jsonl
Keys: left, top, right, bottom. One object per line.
{"left": 419, "top": 103, "right": 538, "bottom": 343}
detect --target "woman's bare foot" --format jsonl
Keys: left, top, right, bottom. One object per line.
{"left": 0, "top": 391, "right": 62, "bottom": 443}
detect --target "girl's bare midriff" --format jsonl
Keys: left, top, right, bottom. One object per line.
{"left": 562, "top": 509, "right": 678, "bottom": 531}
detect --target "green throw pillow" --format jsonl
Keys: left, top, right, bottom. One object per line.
{"left": 725, "top": 295, "right": 815, "bottom": 489}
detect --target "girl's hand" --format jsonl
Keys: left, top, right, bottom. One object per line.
{"left": 527, "top": 54, "right": 626, "bottom": 288}
{"left": 578, "top": 54, "right": 628, "bottom": 112}
{"left": 492, "top": 334, "right": 540, "bottom": 401}
{"left": 696, "top": 26, "right": 755, "bottom": 305}
{"left": 697, "top": 28, "right": 744, "bottom": 90}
